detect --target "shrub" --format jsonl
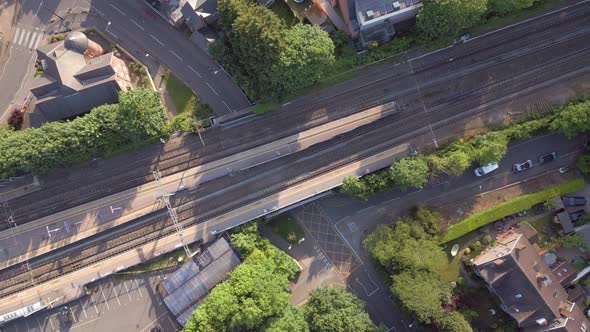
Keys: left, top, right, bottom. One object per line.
{"left": 442, "top": 179, "right": 585, "bottom": 243}
{"left": 482, "top": 235, "right": 493, "bottom": 245}
{"left": 463, "top": 248, "right": 471, "bottom": 255}
{"left": 7, "top": 109, "right": 24, "bottom": 130}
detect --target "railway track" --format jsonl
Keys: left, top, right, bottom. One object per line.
{"left": 1, "top": 32, "right": 589, "bottom": 298}
{"left": 5, "top": 4, "right": 590, "bottom": 227}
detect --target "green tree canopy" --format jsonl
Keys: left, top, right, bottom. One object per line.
{"left": 417, "top": 0, "right": 488, "bottom": 40}
{"left": 488, "top": 0, "right": 537, "bottom": 15}
{"left": 550, "top": 99, "right": 590, "bottom": 138}
{"left": 342, "top": 176, "right": 370, "bottom": 200}
{"left": 390, "top": 269, "right": 452, "bottom": 324}
{"left": 439, "top": 311, "right": 473, "bottom": 332}
{"left": 304, "top": 287, "right": 375, "bottom": 332}
{"left": 389, "top": 157, "right": 430, "bottom": 190}
{"left": 273, "top": 24, "right": 335, "bottom": 96}
{"left": 118, "top": 88, "right": 168, "bottom": 142}
{"left": 263, "top": 305, "right": 309, "bottom": 332}
{"left": 470, "top": 131, "right": 508, "bottom": 165}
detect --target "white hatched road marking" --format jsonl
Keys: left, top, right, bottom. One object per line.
{"left": 32, "top": 32, "right": 43, "bottom": 49}
{"left": 27, "top": 32, "right": 39, "bottom": 49}
{"left": 18, "top": 29, "right": 28, "bottom": 46}
{"left": 12, "top": 27, "right": 22, "bottom": 44}
{"left": 134, "top": 279, "right": 144, "bottom": 297}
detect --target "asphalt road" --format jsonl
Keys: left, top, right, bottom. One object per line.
{"left": 308, "top": 133, "right": 585, "bottom": 330}
{"left": 0, "top": 0, "right": 250, "bottom": 120}
{"left": 7, "top": 1, "right": 590, "bottom": 227}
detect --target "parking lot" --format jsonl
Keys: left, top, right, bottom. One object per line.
{"left": 2, "top": 271, "right": 179, "bottom": 332}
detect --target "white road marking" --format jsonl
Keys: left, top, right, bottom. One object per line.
{"left": 188, "top": 65, "right": 202, "bottom": 78}
{"left": 130, "top": 19, "right": 144, "bottom": 30}
{"left": 13, "top": 27, "right": 22, "bottom": 44}
{"left": 106, "top": 29, "right": 119, "bottom": 39}
{"left": 36, "top": 317, "right": 43, "bottom": 331}
{"left": 150, "top": 34, "right": 164, "bottom": 46}
{"left": 89, "top": 292, "right": 99, "bottom": 314}
{"left": 35, "top": 1, "right": 43, "bottom": 16}
{"left": 111, "top": 280, "right": 122, "bottom": 305}
{"left": 99, "top": 283, "right": 110, "bottom": 310}
{"left": 27, "top": 32, "right": 39, "bottom": 49}
{"left": 48, "top": 313, "right": 55, "bottom": 329}
{"left": 32, "top": 32, "right": 43, "bottom": 49}
{"left": 282, "top": 101, "right": 292, "bottom": 107}
{"left": 123, "top": 280, "right": 133, "bottom": 301}
{"left": 18, "top": 30, "right": 29, "bottom": 46}
{"left": 222, "top": 100, "right": 232, "bottom": 112}
{"left": 69, "top": 307, "right": 78, "bottom": 323}
{"left": 170, "top": 50, "right": 183, "bottom": 61}
{"left": 206, "top": 82, "right": 219, "bottom": 96}
{"left": 79, "top": 299, "right": 88, "bottom": 319}
{"left": 134, "top": 279, "right": 144, "bottom": 297}
{"left": 109, "top": 4, "right": 126, "bottom": 16}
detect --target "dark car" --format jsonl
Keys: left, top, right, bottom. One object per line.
{"left": 513, "top": 160, "right": 533, "bottom": 172}
{"left": 562, "top": 196, "right": 587, "bottom": 206}
{"left": 538, "top": 152, "right": 557, "bottom": 164}
{"left": 60, "top": 306, "right": 72, "bottom": 323}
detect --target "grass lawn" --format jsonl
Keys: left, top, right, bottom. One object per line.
{"left": 442, "top": 178, "right": 585, "bottom": 243}
{"left": 268, "top": 213, "right": 305, "bottom": 244}
{"left": 114, "top": 246, "right": 193, "bottom": 279}
{"left": 163, "top": 70, "right": 197, "bottom": 114}
{"left": 520, "top": 214, "right": 558, "bottom": 247}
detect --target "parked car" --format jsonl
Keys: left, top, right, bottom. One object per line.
{"left": 562, "top": 196, "right": 587, "bottom": 206}
{"left": 570, "top": 209, "right": 586, "bottom": 222}
{"left": 475, "top": 162, "right": 499, "bottom": 176}
{"left": 513, "top": 160, "right": 533, "bottom": 172}
{"left": 60, "top": 306, "right": 72, "bottom": 323}
{"left": 538, "top": 152, "right": 557, "bottom": 164}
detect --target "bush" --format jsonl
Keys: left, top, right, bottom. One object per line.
{"left": 441, "top": 179, "right": 585, "bottom": 243}
{"left": 0, "top": 88, "right": 167, "bottom": 178}
{"left": 389, "top": 157, "right": 430, "bottom": 191}
{"left": 463, "top": 248, "right": 471, "bottom": 255}
{"left": 7, "top": 109, "right": 24, "bottom": 130}
{"left": 481, "top": 235, "right": 493, "bottom": 245}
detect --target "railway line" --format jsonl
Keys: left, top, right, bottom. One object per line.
{"left": 1, "top": 20, "right": 590, "bottom": 298}
{"left": 4, "top": 0, "right": 590, "bottom": 227}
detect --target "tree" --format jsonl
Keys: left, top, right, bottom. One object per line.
{"left": 228, "top": 5, "right": 285, "bottom": 99}
{"left": 364, "top": 172, "right": 394, "bottom": 193}
{"left": 264, "top": 305, "right": 309, "bottom": 332}
{"left": 389, "top": 225, "right": 446, "bottom": 272}
{"left": 186, "top": 247, "right": 296, "bottom": 332}
{"left": 389, "top": 157, "right": 430, "bottom": 190}
{"left": 550, "top": 100, "right": 590, "bottom": 138}
{"left": 439, "top": 311, "right": 473, "bottom": 332}
{"left": 443, "top": 150, "right": 472, "bottom": 176}
{"left": 230, "top": 221, "right": 261, "bottom": 257}
{"left": 342, "top": 176, "right": 370, "bottom": 200}
{"left": 558, "top": 234, "right": 588, "bottom": 250}
{"left": 390, "top": 270, "right": 452, "bottom": 324}
{"left": 578, "top": 154, "right": 590, "bottom": 174}
{"left": 273, "top": 24, "right": 335, "bottom": 96}
{"left": 117, "top": 88, "right": 167, "bottom": 142}
{"left": 363, "top": 224, "right": 398, "bottom": 270}
{"left": 217, "top": 0, "right": 251, "bottom": 29}
{"left": 413, "top": 205, "right": 442, "bottom": 238}
{"left": 470, "top": 131, "right": 508, "bottom": 165}
{"left": 417, "top": 0, "right": 488, "bottom": 40}
{"left": 489, "top": 0, "right": 537, "bottom": 15}
{"left": 304, "top": 288, "right": 375, "bottom": 332}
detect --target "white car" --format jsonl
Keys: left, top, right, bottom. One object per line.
{"left": 474, "top": 162, "right": 499, "bottom": 176}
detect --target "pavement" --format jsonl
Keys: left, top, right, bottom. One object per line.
{"left": 286, "top": 133, "right": 585, "bottom": 331}
{"left": 0, "top": 143, "right": 410, "bottom": 317}
{"left": 0, "top": 0, "right": 250, "bottom": 122}
{"left": 1, "top": 271, "right": 180, "bottom": 332}
{"left": 0, "top": 104, "right": 399, "bottom": 270}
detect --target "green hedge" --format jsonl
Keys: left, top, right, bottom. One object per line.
{"left": 441, "top": 178, "right": 585, "bottom": 243}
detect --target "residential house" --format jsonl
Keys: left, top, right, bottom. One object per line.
{"left": 320, "top": 0, "right": 422, "bottom": 46}
{"left": 31, "top": 31, "right": 132, "bottom": 122}
{"left": 473, "top": 230, "right": 590, "bottom": 331}
{"left": 179, "top": 0, "right": 218, "bottom": 32}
